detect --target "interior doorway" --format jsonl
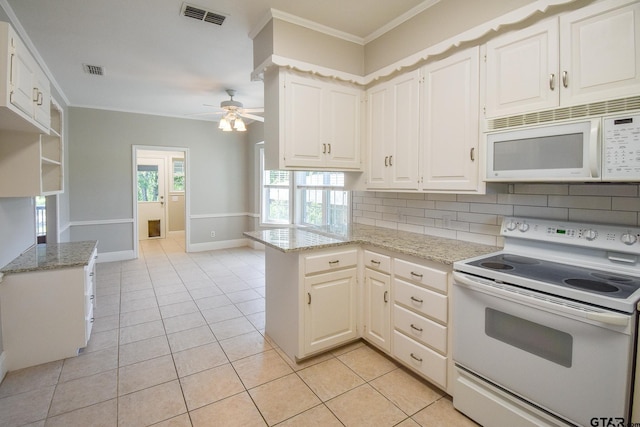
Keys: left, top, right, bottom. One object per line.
{"left": 133, "top": 146, "right": 188, "bottom": 256}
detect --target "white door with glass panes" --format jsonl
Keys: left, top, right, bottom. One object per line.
{"left": 137, "top": 158, "right": 166, "bottom": 240}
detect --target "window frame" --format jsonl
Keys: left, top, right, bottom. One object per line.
{"left": 171, "top": 157, "right": 185, "bottom": 193}
{"left": 259, "top": 147, "right": 294, "bottom": 226}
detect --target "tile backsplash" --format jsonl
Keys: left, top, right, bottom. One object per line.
{"left": 352, "top": 183, "right": 640, "bottom": 247}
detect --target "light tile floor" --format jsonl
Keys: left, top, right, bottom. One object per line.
{"left": 0, "top": 235, "right": 479, "bottom": 426}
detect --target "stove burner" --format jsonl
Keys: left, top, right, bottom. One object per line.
{"left": 563, "top": 278, "right": 619, "bottom": 293}
{"left": 480, "top": 262, "right": 514, "bottom": 270}
{"left": 591, "top": 273, "right": 633, "bottom": 283}
{"left": 501, "top": 255, "right": 540, "bottom": 265}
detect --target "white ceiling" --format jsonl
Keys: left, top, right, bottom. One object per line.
{"left": 3, "top": 0, "right": 428, "bottom": 122}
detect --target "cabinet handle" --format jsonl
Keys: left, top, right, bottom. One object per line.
{"left": 370, "top": 259, "right": 381, "bottom": 265}
{"left": 410, "top": 352, "right": 423, "bottom": 362}
{"left": 562, "top": 71, "right": 568, "bottom": 88}
{"left": 37, "top": 91, "right": 43, "bottom": 106}
{"left": 322, "top": 143, "right": 327, "bottom": 154}
{"left": 549, "top": 73, "right": 556, "bottom": 91}
{"left": 307, "top": 292, "right": 311, "bottom": 305}
{"left": 327, "top": 143, "right": 331, "bottom": 154}
{"left": 90, "top": 317, "right": 95, "bottom": 323}
{"left": 389, "top": 155, "right": 393, "bottom": 166}
{"left": 469, "top": 147, "right": 475, "bottom": 162}
{"left": 90, "top": 272, "right": 94, "bottom": 277}
{"left": 328, "top": 260, "right": 340, "bottom": 266}
{"left": 384, "top": 291, "right": 389, "bottom": 303}
{"left": 90, "top": 295, "right": 95, "bottom": 300}
{"left": 384, "top": 156, "right": 389, "bottom": 167}
{"left": 410, "top": 271, "right": 423, "bottom": 279}
{"left": 33, "top": 88, "right": 39, "bottom": 102}
{"left": 410, "top": 323, "right": 423, "bottom": 332}
{"left": 410, "top": 296, "right": 424, "bottom": 303}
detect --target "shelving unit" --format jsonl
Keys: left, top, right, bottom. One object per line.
{"left": 0, "top": 99, "right": 63, "bottom": 197}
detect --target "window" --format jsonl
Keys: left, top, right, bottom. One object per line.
{"left": 260, "top": 149, "right": 292, "bottom": 224}
{"left": 172, "top": 158, "right": 185, "bottom": 192}
{"left": 137, "top": 164, "right": 159, "bottom": 202}
{"left": 259, "top": 148, "right": 349, "bottom": 229}
{"left": 296, "top": 171, "right": 349, "bottom": 232}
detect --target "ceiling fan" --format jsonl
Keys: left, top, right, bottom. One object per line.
{"left": 204, "top": 89, "right": 264, "bottom": 132}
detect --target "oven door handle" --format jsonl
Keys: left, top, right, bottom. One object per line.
{"left": 453, "top": 271, "right": 631, "bottom": 329}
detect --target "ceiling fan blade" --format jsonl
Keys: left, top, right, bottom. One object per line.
{"left": 240, "top": 112, "right": 264, "bottom": 122}
{"left": 241, "top": 107, "right": 264, "bottom": 113}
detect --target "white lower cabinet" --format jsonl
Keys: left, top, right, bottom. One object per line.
{"left": 0, "top": 246, "right": 97, "bottom": 371}
{"left": 265, "top": 245, "right": 358, "bottom": 361}
{"left": 362, "top": 251, "right": 391, "bottom": 353}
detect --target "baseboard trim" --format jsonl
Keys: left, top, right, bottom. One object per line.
{"left": 248, "top": 240, "right": 265, "bottom": 250}
{"left": 0, "top": 351, "right": 7, "bottom": 381}
{"left": 188, "top": 238, "right": 250, "bottom": 252}
{"left": 96, "top": 250, "right": 136, "bottom": 263}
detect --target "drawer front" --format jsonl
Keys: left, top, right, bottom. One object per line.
{"left": 394, "top": 278, "right": 447, "bottom": 323}
{"left": 363, "top": 250, "right": 391, "bottom": 273}
{"left": 394, "top": 304, "right": 447, "bottom": 354}
{"left": 394, "top": 258, "right": 447, "bottom": 293}
{"left": 85, "top": 304, "right": 94, "bottom": 344}
{"left": 393, "top": 330, "right": 447, "bottom": 389}
{"left": 304, "top": 248, "right": 358, "bottom": 275}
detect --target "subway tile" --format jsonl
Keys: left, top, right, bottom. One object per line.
{"left": 613, "top": 197, "right": 640, "bottom": 212}
{"left": 469, "top": 203, "right": 514, "bottom": 216}
{"left": 457, "top": 194, "right": 498, "bottom": 203}
{"left": 548, "top": 195, "right": 611, "bottom": 209}
{"left": 569, "top": 184, "right": 638, "bottom": 197}
{"left": 568, "top": 209, "right": 638, "bottom": 226}
{"left": 513, "top": 206, "right": 568, "bottom": 220}
{"left": 497, "top": 194, "right": 548, "bottom": 206}
{"left": 397, "top": 223, "right": 425, "bottom": 234}
{"left": 405, "top": 216, "right": 435, "bottom": 227}
{"left": 456, "top": 231, "right": 498, "bottom": 246}
{"left": 405, "top": 199, "right": 436, "bottom": 209}
{"left": 426, "top": 193, "right": 456, "bottom": 201}
{"left": 375, "top": 220, "right": 399, "bottom": 230}
{"left": 423, "top": 226, "right": 457, "bottom": 239}
{"left": 457, "top": 212, "right": 499, "bottom": 225}
{"left": 513, "top": 183, "right": 569, "bottom": 195}
{"left": 434, "top": 201, "right": 470, "bottom": 212}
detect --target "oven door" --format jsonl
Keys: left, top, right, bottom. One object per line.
{"left": 452, "top": 272, "right": 635, "bottom": 427}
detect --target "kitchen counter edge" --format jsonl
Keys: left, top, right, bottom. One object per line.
{"left": 1, "top": 241, "right": 98, "bottom": 275}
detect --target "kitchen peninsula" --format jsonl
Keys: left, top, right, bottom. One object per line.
{"left": 0, "top": 241, "right": 98, "bottom": 371}
{"left": 245, "top": 225, "right": 497, "bottom": 393}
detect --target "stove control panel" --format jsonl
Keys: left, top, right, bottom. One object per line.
{"left": 501, "top": 217, "right": 640, "bottom": 254}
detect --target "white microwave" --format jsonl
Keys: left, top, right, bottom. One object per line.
{"left": 486, "top": 114, "right": 640, "bottom": 182}
{"left": 485, "top": 119, "right": 601, "bottom": 182}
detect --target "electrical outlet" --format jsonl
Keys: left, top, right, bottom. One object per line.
{"left": 210, "top": 231, "right": 216, "bottom": 238}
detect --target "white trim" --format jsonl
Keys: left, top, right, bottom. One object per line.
{"left": 96, "top": 250, "right": 135, "bottom": 263}
{"left": 364, "top": 0, "right": 441, "bottom": 44}
{"left": 190, "top": 212, "right": 254, "bottom": 219}
{"left": 0, "top": 351, "right": 7, "bottom": 383}
{"left": 69, "top": 218, "right": 134, "bottom": 226}
{"left": 248, "top": 240, "right": 265, "bottom": 250}
{"left": 189, "top": 238, "right": 251, "bottom": 253}
{"left": 252, "top": 0, "right": 579, "bottom": 86}
{"left": 270, "top": 9, "right": 365, "bottom": 45}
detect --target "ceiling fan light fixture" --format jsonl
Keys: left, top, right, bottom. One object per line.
{"left": 234, "top": 117, "right": 246, "bottom": 131}
{"left": 218, "top": 117, "right": 232, "bottom": 131}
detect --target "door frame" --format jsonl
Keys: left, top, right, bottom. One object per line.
{"left": 132, "top": 145, "right": 190, "bottom": 258}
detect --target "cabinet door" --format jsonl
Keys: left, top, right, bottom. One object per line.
{"left": 484, "top": 18, "right": 559, "bottom": 117}
{"left": 389, "top": 70, "right": 420, "bottom": 189}
{"left": 304, "top": 268, "right": 357, "bottom": 355}
{"left": 366, "top": 84, "right": 390, "bottom": 188}
{"left": 284, "top": 75, "right": 325, "bottom": 168}
{"left": 560, "top": 0, "right": 640, "bottom": 105}
{"left": 325, "top": 84, "right": 361, "bottom": 169}
{"left": 9, "top": 35, "right": 36, "bottom": 118}
{"left": 422, "top": 47, "right": 480, "bottom": 191}
{"left": 363, "top": 268, "right": 391, "bottom": 353}
{"left": 33, "top": 68, "right": 51, "bottom": 129}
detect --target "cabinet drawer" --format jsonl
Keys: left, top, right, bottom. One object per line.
{"left": 394, "top": 304, "right": 447, "bottom": 354}
{"left": 393, "top": 330, "right": 447, "bottom": 390}
{"left": 363, "top": 250, "right": 391, "bottom": 273}
{"left": 394, "top": 258, "right": 447, "bottom": 293}
{"left": 304, "top": 248, "right": 358, "bottom": 275}
{"left": 394, "top": 278, "right": 447, "bottom": 323}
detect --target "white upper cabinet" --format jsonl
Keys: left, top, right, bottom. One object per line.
{"left": 559, "top": 0, "right": 640, "bottom": 105}
{"left": 422, "top": 46, "right": 481, "bottom": 192}
{"left": 264, "top": 68, "right": 362, "bottom": 171}
{"left": 484, "top": 0, "right": 640, "bottom": 118}
{"left": 366, "top": 70, "right": 420, "bottom": 190}
{"left": 0, "top": 22, "right": 50, "bottom": 133}
{"left": 484, "top": 18, "right": 559, "bottom": 117}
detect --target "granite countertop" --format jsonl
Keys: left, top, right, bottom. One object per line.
{"left": 1, "top": 241, "right": 98, "bottom": 274}
{"left": 244, "top": 224, "right": 499, "bottom": 265}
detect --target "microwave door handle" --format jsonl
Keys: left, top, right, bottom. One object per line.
{"left": 589, "top": 120, "right": 600, "bottom": 178}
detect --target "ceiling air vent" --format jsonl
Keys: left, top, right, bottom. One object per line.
{"left": 83, "top": 64, "right": 104, "bottom": 76}
{"left": 181, "top": 3, "right": 226, "bottom": 26}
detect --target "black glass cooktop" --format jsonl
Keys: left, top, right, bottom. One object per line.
{"left": 468, "top": 253, "right": 640, "bottom": 299}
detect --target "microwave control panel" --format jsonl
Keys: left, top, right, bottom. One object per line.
{"left": 603, "top": 114, "right": 640, "bottom": 180}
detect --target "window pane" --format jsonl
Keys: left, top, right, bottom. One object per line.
{"left": 297, "top": 171, "right": 344, "bottom": 187}
{"left": 267, "top": 170, "right": 290, "bottom": 185}
{"left": 137, "top": 165, "right": 159, "bottom": 202}
{"left": 265, "top": 187, "right": 290, "bottom": 223}
{"left": 172, "top": 159, "right": 185, "bottom": 192}
{"left": 302, "top": 189, "right": 324, "bottom": 225}
{"left": 328, "top": 190, "right": 349, "bottom": 231}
